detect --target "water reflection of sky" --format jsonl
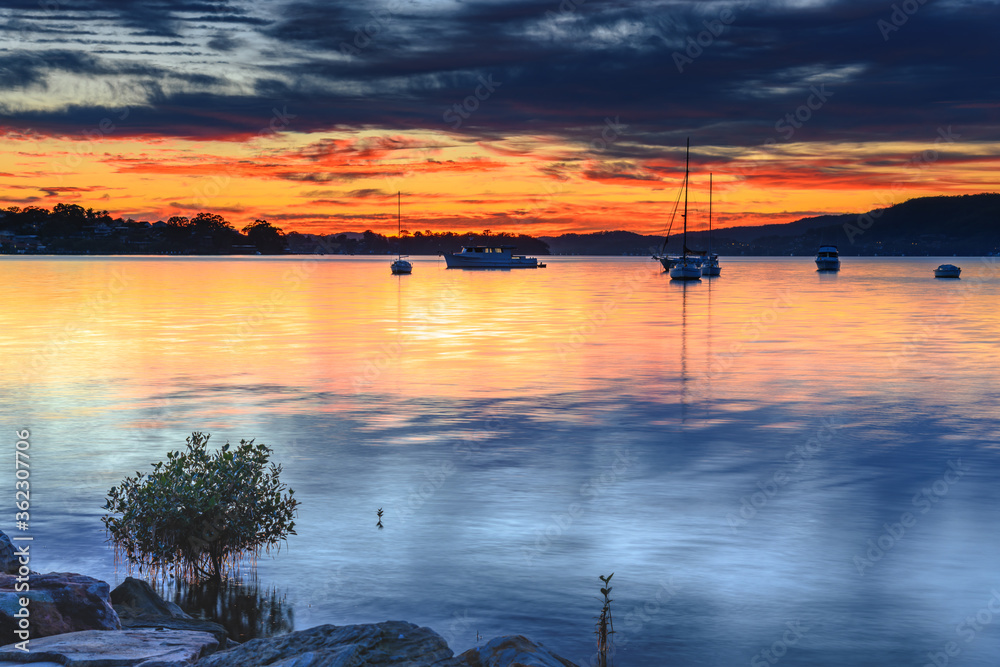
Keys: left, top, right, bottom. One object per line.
{"left": 3, "top": 256, "right": 1000, "bottom": 665}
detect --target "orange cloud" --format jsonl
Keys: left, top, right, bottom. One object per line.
{"left": 1, "top": 131, "right": 996, "bottom": 236}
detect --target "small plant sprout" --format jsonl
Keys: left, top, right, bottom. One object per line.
{"left": 596, "top": 573, "right": 615, "bottom": 667}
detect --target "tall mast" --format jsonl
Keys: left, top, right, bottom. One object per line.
{"left": 708, "top": 173, "right": 713, "bottom": 255}
{"left": 682, "top": 137, "right": 689, "bottom": 257}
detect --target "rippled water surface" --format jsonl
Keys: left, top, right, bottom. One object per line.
{"left": 3, "top": 255, "right": 1000, "bottom": 665}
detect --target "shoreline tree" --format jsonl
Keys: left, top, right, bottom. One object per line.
{"left": 242, "top": 219, "right": 287, "bottom": 254}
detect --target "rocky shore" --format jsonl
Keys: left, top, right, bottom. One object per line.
{"left": 0, "top": 572, "right": 579, "bottom": 667}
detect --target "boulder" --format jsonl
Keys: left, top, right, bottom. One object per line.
{"left": 109, "top": 578, "right": 231, "bottom": 647}
{"left": 0, "top": 628, "right": 219, "bottom": 667}
{"left": 451, "top": 635, "right": 580, "bottom": 667}
{"left": 111, "top": 577, "right": 190, "bottom": 620}
{"left": 195, "top": 620, "right": 453, "bottom": 667}
{"left": 0, "top": 531, "right": 19, "bottom": 575}
{"left": 0, "top": 572, "right": 120, "bottom": 639}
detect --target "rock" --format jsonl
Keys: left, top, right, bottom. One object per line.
{"left": 0, "top": 628, "right": 218, "bottom": 667}
{"left": 0, "top": 572, "right": 120, "bottom": 639}
{"left": 451, "top": 635, "right": 580, "bottom": 667}
{"left": 122, "top": 617, "right": 231, "bottom": 648}
{"left": 110, "top": 578, "right": 230, "bottom": 648}
{"left": 111, "top": 577, "right": 190, "bottom": 620}
{"left": 196, "top": 620, "right": 453, "bottom": 667}
{"left": 0, "top": 532, "right": 18, "bottom": 575}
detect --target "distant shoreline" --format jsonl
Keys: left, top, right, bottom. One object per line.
{"left": 3, "top": 194, "right": 998, "bottom": 257}
{"left": 2, "top": 253, "right": 995, "bottom": 258}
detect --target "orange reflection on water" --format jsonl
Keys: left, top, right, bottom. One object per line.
{"left": 3, "top": 256, "right": 999, "bottom": 428}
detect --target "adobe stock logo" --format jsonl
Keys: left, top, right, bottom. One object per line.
{"left": 877, "top": 0, "right": 929, "bottom": 41}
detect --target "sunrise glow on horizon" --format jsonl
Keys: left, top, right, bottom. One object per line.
{"left": 2, "top": 1, "right": 997, "bottom": 237}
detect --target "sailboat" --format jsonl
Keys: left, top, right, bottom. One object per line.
{"left": 701, "top": 173, "right": 720, "bottom": 277}
{"left": 390, "top": 191, "right": 412, "bottom": 275}
{"left": 669, "top": 139, "right": 702, "bottom": 281}
{"left": 653, "top": 175, "right": 684, "bottom": 271}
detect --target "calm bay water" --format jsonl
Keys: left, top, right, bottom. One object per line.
{"left": 3, "top": 255, "right": 1000, "bottom": 665}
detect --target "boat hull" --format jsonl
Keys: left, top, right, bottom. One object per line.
{"left": 444, "top": 254, "right": 538, "bottom": 268}
{"left": 669, "top": 258, "right": 702, "bottom": 280}
{"left": 391, "top": 259, "right": 412, "bottom": 274}
{"left": 657, "top": 256, "right": 677, "bottom": 271}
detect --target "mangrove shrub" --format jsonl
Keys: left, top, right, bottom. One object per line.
{"left": 103, "top": 432, "right": 300, "bottom": 580}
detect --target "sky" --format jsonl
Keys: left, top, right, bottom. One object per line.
{"left": 1, "top": 0, "right": 998, "bottom": 236}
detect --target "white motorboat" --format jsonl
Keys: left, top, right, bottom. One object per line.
{"left": 934, "top": 264, "right": 961, "bottom": 278}
{"left": 390, "top": 192, "right": 412, "bottom": 274}
{"left": 444, "top": 245, "right": 539, "bottom": 268}
{"left": 815, "top": 245, "right": 840, "bottom": 271}
{"left": 669, "top": 139, "right": 702, "bottom": 281}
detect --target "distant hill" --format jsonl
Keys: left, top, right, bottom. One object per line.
{"left": 753, "top": 193, "right": 1000, "bottom": 255}
{"left": 705, "top": 214, "right": 855, "bottom": 243}
{"left": 539, "top": 231, "right": 659, "bottom": 255}
{"left": 540, "top": 193, "right": 1000, "bottom": 256}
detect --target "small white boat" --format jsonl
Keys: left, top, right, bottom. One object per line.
{"left": 444, "top": 245, "right": 539, "bottom": 268}
{"left": 670, "top": 256, "right": 702, "bottom": 280}
{"left": 934, "top": 264, "right": 961, "bottom": 278}
{"left": 815, "top": 245, "right": 840, "bottom": 271}
{"left": 390, "top": 192, "right": 412, "bottom": 274}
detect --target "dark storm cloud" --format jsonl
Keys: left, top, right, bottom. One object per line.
{"left": 2, "top": 0, "right": 996, "bottom": 151}
{"left": 39, "top": 0, "right": 261, "bottom": 35}
{"left": 207, "top": 32, "right": 243, "bottom": 51}
{"left": 0, "top": 50, "right": 226, "bottom": 98}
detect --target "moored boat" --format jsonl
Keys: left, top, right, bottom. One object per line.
{"left": 390, "top": 192, "right": 412, "bottom": 274}
{"left": 701, "top": 173, "right": 721, "bottom": 277}
{"left": 934, "top": 263, "right": 961, "bottom": 278}
{"left": 444, "top": 245, "right": 539, "bottom": 268}
{"left": 670, "top": 256, "right": 703, "bottom": 280}
{"left": 669, "top": 139, "right": 702, "bottom": 281}
{"left": 815, "top": 245, "right": 840, "bottom": 271}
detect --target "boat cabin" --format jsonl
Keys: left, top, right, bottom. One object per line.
{"left": 458, "top": 246, "right": 517, "bottom": 254}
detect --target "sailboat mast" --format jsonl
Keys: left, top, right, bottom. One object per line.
{"left": 682, "top": 137, "right": 689, "bottom": 257}
{"left": 708, "top": 173, "right": 713, "bottom": 255}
